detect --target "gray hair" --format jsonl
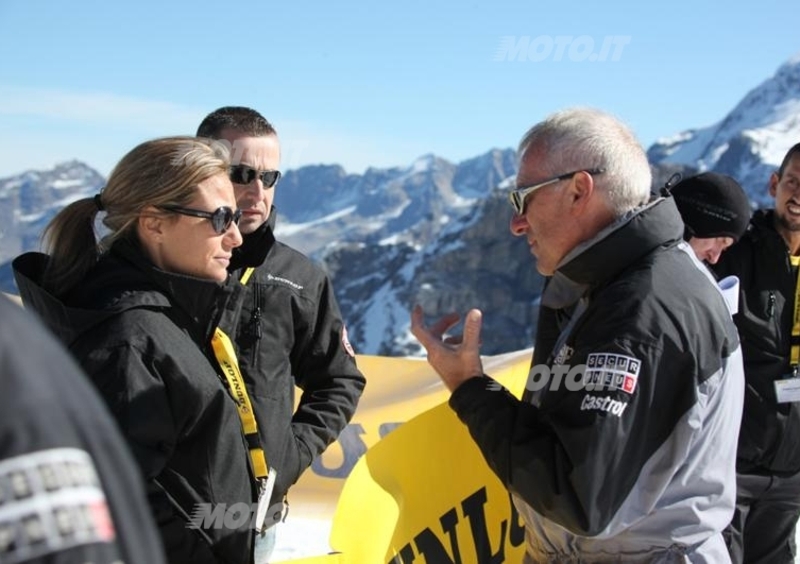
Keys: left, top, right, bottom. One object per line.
{"left": 518, "top": 107, "right": 651, "bottom": 216}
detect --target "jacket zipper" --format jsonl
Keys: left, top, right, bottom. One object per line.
{"left": 251, "top": 283, "right": 263, "bottom": 338}
{"left": 768, "top": 292, "right": 776, "bottom": 318}
{"left": 250, "top": 283, "right": 263, "bottom": 365}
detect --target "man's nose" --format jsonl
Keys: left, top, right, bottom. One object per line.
{"left": 705, "top": 249, "right": 721, "bottom": 265}
{"left": 235, "top": 175, "right": 265, "bottom": 199}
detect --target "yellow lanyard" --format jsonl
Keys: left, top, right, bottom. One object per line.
{"left": 791, "top": 256, "right": 800, "bottom": 369}
{"left": 211, "top": 328, "right": 269, "bottom": 479}
{"left": 241, "top": 267, "right": 255, "bottom": 285}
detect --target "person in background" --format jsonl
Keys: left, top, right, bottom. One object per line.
{"left": 0, "top": 294, "right": 167, "bottom": 564}
{"left": 670, "top": 171, "right": 751, "bottom": 265}
{"left": 713, "top": 142, "right": 800, "bottom": 564}
{"left": 13, "top": 137, "right": 256, "bottom": 564}
{"left": 196, "top": 107, "right": 366, "bottom": 562}
{"left": 412, "top": 107, "right": 744, "bottom": 562}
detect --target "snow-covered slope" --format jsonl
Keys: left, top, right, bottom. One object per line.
{"left": 648, "top": 53, "right": 800, "bottom": 206}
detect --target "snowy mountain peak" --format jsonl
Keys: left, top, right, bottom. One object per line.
{"left": 0, "top": 160, "right": 105, "bottom": 286}
{"left": 408, "top": 154, "right": 438, "bottom": 174}
{"left": 648, "top": 54, "right": 800, "bottom": 206}
{"left": 780, "top": 50, "right": 800, "bottom": 72}
{"left": 0, "top": 160, "right": 104, "bottom": 205}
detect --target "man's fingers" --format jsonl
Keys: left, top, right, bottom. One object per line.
{"left": 411, "top": 304, "right": 424, "bottom": 329}
{"left": 430, "top": 312, "right": 461, "bottom": 338}
{"left": 442, "top": 335, "right": 463, "bottom": 345}
{"left": 411, "top": 305, "right": 484, "bottom": 389}
{"left": 410, "top": 305, "right": 432, "bottom": 347}
{"left": 411, "top": 305, "right": 477, "bottom": 354}
{"left": 462, "top": 309, "right": 483, "bottom": 351}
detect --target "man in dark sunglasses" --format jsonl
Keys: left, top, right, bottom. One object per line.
{"left": 199, "top": 114, "right": 282, "bottom": 234}
{"left": 229, "top": 164, "right": 282, "bottom": 190}
{"left": 411, "top": 108, "right": 744, "bottom": 563}
{"left": 197, "top": 107, "right": 366, "bottom": 564}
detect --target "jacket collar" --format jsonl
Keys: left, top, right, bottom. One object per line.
{"left": 13, "top": 237, "right": 239, "bottom": 345}
{"left": 229, "top": 207, "right": 278, "bottom": 271}
{"left": 542, "top": 196, "right": 684, "bottom": 309}
{"left": 747, "top": 209, "right": 795, "bottom": 251}
{"left": 13, "top": 252, "right": 113, "bottom": 345}
{"left": 110, "top": 238, "right": 238, "bottom": 333}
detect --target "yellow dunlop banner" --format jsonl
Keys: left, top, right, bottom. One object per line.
{"left": 278, "top": 349, "right": 532, "bottom": 563}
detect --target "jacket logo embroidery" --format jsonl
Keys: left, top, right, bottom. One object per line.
{"left": 554, "top": 345, "right": 574, "bottom": 365}
{"left": 580, "top": 394, "right": 629, "bottom": 417}
{"left": 584, "top": 353, "right": 641, "bottom": 395}
{"left": 265, "top": 273, "right": 303, "bottom": 290}
{"left": 0, "top": 448, "right": 116, "bottom": 560}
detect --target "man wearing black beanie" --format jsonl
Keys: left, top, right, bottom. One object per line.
{"left": 671, "top": 172, "right": 751, "bottom": 264}
{"left": 713, "top": 142, "right": 800, "bottom": 564}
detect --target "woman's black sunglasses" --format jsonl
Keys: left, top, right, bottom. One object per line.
{"left": 229, "top": 165, "right": 281, "bottom": 188}
{"left": 159, "top": 205, "right": 242, "bottom": 234}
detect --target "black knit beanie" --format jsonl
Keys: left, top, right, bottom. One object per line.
{"left": 670, "top": 172, "right": 751, "bottom": 241}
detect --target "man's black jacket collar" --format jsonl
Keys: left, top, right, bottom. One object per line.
{"left": 229, "top": 207, "right": 278, "bottom": 272}
{"left": 543, "top": 196, "right": 684, "bottom": 310}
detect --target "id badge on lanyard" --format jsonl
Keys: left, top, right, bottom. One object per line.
{"left": 254, "top": 468, "right": 277, "bottom": 532}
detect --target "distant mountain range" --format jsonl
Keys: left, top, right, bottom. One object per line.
{"left": 648, "top": 53, "right": 800, "bottom": 206}
{"left": 2, "top": 53, "right": 798, "bottom": 356}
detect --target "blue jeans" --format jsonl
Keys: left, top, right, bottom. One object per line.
{"left": 253, "top": 526, "right": 277, "bottom": 564}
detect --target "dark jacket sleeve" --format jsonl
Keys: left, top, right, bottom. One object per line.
{"left": 75, "top": 343, "right": 220, "bottom": 564}
{"left": 0, "top": 297, "right": 168, "bottom": 564}
{"left": 450, "top": 331, "right": 690, "bottom": 536}
{"left": 289, "top": 274, "right": 366, "bottom": 476}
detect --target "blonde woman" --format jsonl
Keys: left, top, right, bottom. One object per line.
{"left": 14, "top": 137, "right": 256, "bottom": 564}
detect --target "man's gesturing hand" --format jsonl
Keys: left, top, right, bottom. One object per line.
{"left": 410, "top": 305, "right": 484, "bottom": 392}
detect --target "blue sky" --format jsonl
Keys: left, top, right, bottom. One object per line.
{"left": 0, "top": 0, "right": 797, "bottom": 178}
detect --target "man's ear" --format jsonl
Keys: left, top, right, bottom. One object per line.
{"left": 769, "top": 172, "right": 780, "bottom": 198}
{"left": 568, "top": 170, "right": 595, "bottom": 211}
